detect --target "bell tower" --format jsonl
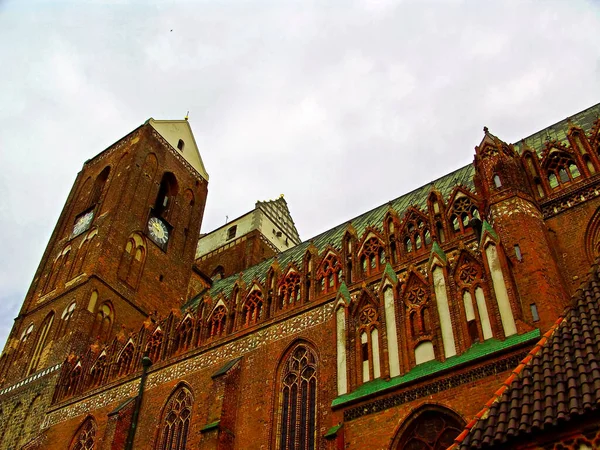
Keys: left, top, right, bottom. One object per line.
{"left": 0, "top": 119, "right": 209, "bottom": 385}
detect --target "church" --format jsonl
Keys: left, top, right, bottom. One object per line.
{"left": 0, "top": 103, "right": 599, "bottom": 450}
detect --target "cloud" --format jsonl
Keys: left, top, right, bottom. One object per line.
{"left": 0, "top": 0, "right": 599, "bottom": 352}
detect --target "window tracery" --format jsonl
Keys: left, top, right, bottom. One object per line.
{"left": 278, "top": 270, "right": 301, "bottom": 309}
{"left": 156, "top": 386, "right": 193, "bottom": 450}
{"left": 90, "top": 354, "right": 107, "bottom": 387}
{"left": 241, "top": 291, "right": 264, "bottom": 326}
{"left": 317, "top": 253, "right": 342, "bottom": 294}
{"left": 402, "top": 218, "right": 432, "bottom": 256}
{"left": 146, "top": 329, "right": 163, "bottom": 363}
{"left": 277, "top": 344, "right": 318, "bottom": 450}
{"left": 70, "top": 417, "right": 98, "bottom": 450}
{"left": 544, "top": 150, "right": 581, "bottom": 188}
{"left": 359, "top": 237, "right": 385, "bottom": 277}
{"left": 357, "top": 303, "right": 381, "bottom": 382}
{"left": 116, "top": 343, "right": 134, "bottom": 377}
{"left": 209, "top": 305, "right": 226, "bottom": 338}
{"left": 392, "top": 409, "right": 464, "bottom": 450}
{"left": 175, "top": 318, "right": 194, "bottom": 353}
{"left": 449, "top": 197, "right": 480, "bottom": 234}
{"left": 455, "top": 257, "right": 493, "bottom": 343}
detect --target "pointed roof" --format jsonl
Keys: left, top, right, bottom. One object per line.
{"left": 452, "top": 258, "right": 600, "bottom": 449}
{"left": 383, "top": 263, "right": 399, "bottom": 284}
{"left": 336, "top": 281, "right": 351, "bottom": 306}
{"left": 148, "top": 118, "right": 209, "bottom": 181}
{"left": 256, "top": 196, "right": 301, "bottom": 244}
{"left": 430, "top": 241, "right": 447, "bottom": 265}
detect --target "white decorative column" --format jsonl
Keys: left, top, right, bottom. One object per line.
{"left": 485, "top": 244, "right": 517, "bottom": 337}
{"left": 432, "top": 266, "right": 457, "bottom": 358}
{"left": 336, "top": 307, "right": 347, "bottom": 395}
{"left": 383, "top": 287, "right": 400, "bottom": 377}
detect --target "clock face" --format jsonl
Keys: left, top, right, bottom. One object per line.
{"left": 72, "top": 210, "right": 94, "bottom": 237}
{"left": 148, "top": 217, "right": 169, "bottom": 247}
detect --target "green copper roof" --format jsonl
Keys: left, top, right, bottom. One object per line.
{"left": 430, "top": 241, "right": 447, "bottom": 264}
{"left": 513, "top": 102, "right": 600, "bottom": 156}
{"left": 337, "top": 281, "right": 351, "bottom": 305}
{"left": 480, "top": 220, "right": 498, "bottom": 243}
{"left": 383, "top": 263, "right": 399, "bottom": 284}
{"left": 324, "top": 423, "right": 343, "bottom": 439}
{"left": 184, "top": 163, "right": 475, "bottom": 310}
{"left": 331, "top": 329, "right": 541, "bottom": 408}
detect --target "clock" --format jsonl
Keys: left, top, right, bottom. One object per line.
{"left": 147, "top": 216, "right": 169, "bottom": 248}
{"left": 72, "top": 210, "right": 94, "bottom": 238}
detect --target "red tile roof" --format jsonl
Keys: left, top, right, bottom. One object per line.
{"left": 451, "top": 260, "right": 600, "bottom": 449}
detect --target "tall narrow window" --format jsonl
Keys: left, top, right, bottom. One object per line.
{"left": 227, "top": 225, "right": 237, "bottom": 240}
{"left": 91, "top": 302, "right": 113, "bottom": 342}
{"left": 17, "top": 324, "right": 34, "bottom": 357}
{"left": 177, "top": 139, "right": 185, "bottom": 152}
{"left": 27, "top": 312, "right": 55, "bottom": 375}
{"left": 357, "top": 304, "right": 381, "bottom": 382}
{"left": 118, "top": 233, "right": 146, "bottom": 288}
{"left": 58, "top": 301, "right": 77, "bottom": 338}
{"left": 146, "top": 329, "right": 163, "bottom": 363}
{"left": 155, "top": 172, "right": 178, "bottom": 220}
{"left": 156, "top": 386, "right": 194, "bottom": 450}
{"left": 279, "top": 270, "right": 301, "bottom": 309}
{"left": 277, "top": 343, "right": 318, "bottom": 450}
{"left": 116, "top": 343, "right": 134, "bottom": 377}
{"left": 493, "top": 174, "right": 502, "bottom": 188}
{"left": 88, "top": 166, "right": 110, "bottom": 207}
{"left": 69, "top": 417, "right": 97, "bottom": 450}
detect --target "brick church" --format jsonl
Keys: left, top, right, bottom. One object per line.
{"left": 1, "top": 103, "right": 600, "bottom": 450}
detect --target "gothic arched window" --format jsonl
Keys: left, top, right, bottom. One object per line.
{"left": 156, "top": 385, "right": 194, "bottom": 450}
{"left": 90, "top": 353, "right": 107, "bottom": 387}
{"left": 278, "top": 270, "right": 301, "bottom": 310}
{"left": 449, "top": 196, "right": 479, "bottom": 234}
{"left": 155, "top": 172, "right": 179, "bottom": 220}
{"left": 357, "top": 304, "right": 381, "bottom": 382}
{"left": 391, "top": 407, "right": 464, "bottom": 450}
{"left": 241, "top": 291, "right": 263, "bottom": 327}
{"left": 146, "top": 329, "right": 163, "bottom": 363}
{"left": 118, "top": 232, "right": 146, "bottom": 288}
{"left": 27, "top": 312, "right": 55, "bottom": 375}
{"left": 92, "top": 302, "right": 113, "bottom": 342}
{"left": 89, "top": 166, "right": 110, "bottom": 207}
{"left": 116, "top": 343, "right": 134, "bottom": 377}
{"left": 17, "top": 323, "right": 34, "bottom": 357}
{"left": 58, "top": 301, "right": 77, "bottom": 338}
{"left": 209, "top": 305, "right": 227, "bottom": 338}
{"left": 359, "top": 237, "right": 385, "bottom": 277}
{"left": 544, "top": 150, "right": 581, "bottom": 189}
{"left": 175, "top": 318, "right": 194, "bottom": 353}
{"left": 276, "top": 343, "right": 318, "bottom": 450}
{"left": 70, "top": 417, "right": 97, "bottom": 450}
{"left": 316, "top": 253, "right": 342, "bottom": 295}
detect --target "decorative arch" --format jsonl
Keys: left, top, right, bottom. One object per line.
{"left": 91, "top": 301, "right": 113, "bottom": 342}
{"left": 390, "top": 404, "right": 465, "bottom": 450}
{"left": 316, "top": 250, "right": 342, "bottom": 295}
{"left": 208, "top": 304, "right": 227, "bottom": 338}
{"left": 90, "top": 352, "right": 108, "bottom": 387}
{"left": 155, "top": 383, "right": 194, "bottom": 450}
{"left": 118, "top": 232, "right": 146, "bottom": 288}
{"left": 541, "top": 148, "right": 581, "bottom": 189}
{"left": 353, "top": 290, "right": 381, "bottom": 383}
{"left": 155, "top": 172, "right": 179, "bottom": 221}
{"left": 278, "top": 268, "right": 301, "bottom": 310}
{"left": 27, "top": 311, "right": 55, "bottom": 375}
{"left": 241, "top": 289, "right": 264, "bottom": 327}
{"left": 274, "top": 341, "right": 319, "bottom": 450}
{"left": 44, "top": 245, "right": 72, "bottom": 293}
{"left": 174, "top": 315, "right": 194, "bottom": 353}
{"left": 69, "top": 416, "right": 97, "bottom": 450}
{"left": 57, "top": 301, "right": 77, "bottom": 338}
{"left": 71, "top": 228, "right": 98, "bottom": 277}
{"left": 146, "top": 328, "right": 163, "bottom": 363}
{"left": 446, "top": 190, "right": 480, "bottom": 235}
{"left": 116, "top": 341, "right": 135, "bottom": 377}
{"left": 585, "top": 206, "right": 600, "bottom": 264}
{"left": 358, "top": 233, "right": 386, "bottom": 277}
{"left": 400, "top": 209, "right": 432, "bottom": 256}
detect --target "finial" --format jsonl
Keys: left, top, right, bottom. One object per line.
{"left": 184, "top": 111, "right": 189, "bottom": 121}
{"left": 279, "top": 194, "right": 284, "bottom": 199}
{"left": 483, "top": 126, "right": 489, "bottom": 133}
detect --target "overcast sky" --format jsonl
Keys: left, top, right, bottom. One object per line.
{"left": 0, "top": 0, "right": 599, "bottom": 351}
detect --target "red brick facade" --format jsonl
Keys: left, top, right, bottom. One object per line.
{"left": 1, "top": 104, "right": 600, "bottom": 449}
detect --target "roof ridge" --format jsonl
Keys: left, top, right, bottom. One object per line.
{"left": 449, "top": 314, "right": 567, "bottom": 450}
